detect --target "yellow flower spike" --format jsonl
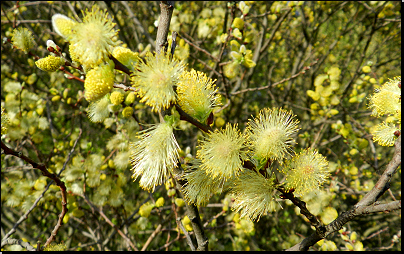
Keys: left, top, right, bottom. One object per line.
{"left": 177, "top": 69, "right": 221, "bottom": 124}
{"left": 175, "top": 198, "right": 185, "bottom": 207}
{"left": 139, "top": 202, "right": 154, "bottom": 217}
{"left": 229, "top": 40, "right": 240, "bottom": 51}
{"left": 239, "top": 45, "right": 247, "bottom": 54}
{"left": 182, "top": 160, "right": 225, "bottom": 206}
{"left": 84, "top": 61, "right": 115, "bottom": 102}
{"left": 68, "top": 44, "right": 80, "bottom": 63}
{"left": 196, "top": 123, "right": 249, "bottom": 180}
{"left": 243, "top": 58, "right": 256, "bottom": 68}
{"left": 68, "top": 5, "right": 120, "bottom": 68}
{"left": 362, "top": 65, "right": 371, "bottom": 73}
{"left": 125, "top": 92, "right": 136, "bottom": 105}
{"left": 11, "top": 27, "right": 36, "bottom": 53}
{"left": 130, "top": 122, "right": 180, "bottom": 192}
{"left": 122, "top": 106, "right": 134, "bottom": 118}
{"left": 52, "top": 13, "right": 77, "bottom": 39}
{"left": 231, "top": 45, "right": 256, "bottom": 68}
{"left": 314, "top": 74, "right": 328, "bottom": 87}
{"left": 230, "top": 51, "right": 243, "bottom": 62}
{"left": 307, "top": 90, "right": 320, "bottom": 101}
{"left": 239, "top": 1, "right": 251, "bottom": 15}
{"left": 281, "top": 148, "right": 330, "bottom": 197}
{"left": 110, "top": 91, "right": 125, "bottom": 105}
{"left": 232, "top": 28, "right": 243, "bottom": 40}
{"left": 112, "top": 46, "right": 139, "bottom": 71}
{"left": 327, "top": 66, "right": 341, "bottom": 81}
{"left": 131, "top": 51, "right": 186, "bottom": 112}
{"left": 223, "top": 61, "right": 240, "bottom": 79}
{"left": 232, "top": 17, "right": 245, "bottom": 30}
{"left": 371, "top": 122, "right": 399, "bottom": 146}
{"left": 87, "top": 96, "right": 110, "bottom": 123}
{"left": 1, "top": 107, "right": 9, "bottom": 135}
{"left": 247, "top": 108, "right": 300, "bottom": 162}
{"left": 182, "top": 215, "right": 191, "bottom": 225}
{"left": 368, "top": 76, "right": 401, "bottom": 117}
{"left": 155, "top": 197, "right": 165, "bottom": 207}
{"left": 231, "top": 170, "right": 278, "bottom": 222}
{"left": 35, "top": 55, "right": 64, "bottom": 72}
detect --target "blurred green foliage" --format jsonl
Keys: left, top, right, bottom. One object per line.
{"left": 1, "top": 1, "right": 401, "bottom": 251}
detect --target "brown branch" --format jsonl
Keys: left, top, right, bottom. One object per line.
{"left": 113, "top": 83, "right": 137, "bottom": 92}
{"left": 174, "top": 180, "right": 209, "bottom": 251}
{"left": 170, "top": 196, "right": 196, "bottom": 250}
{"left": 180, "top": 32, "right": 219, "bottom": 62}
{"left": 109, "top": 54, "right": 133, "bottom": 76}
{"left": 60, "top": 67, "right": 85, "bottom": 82}
{"left": 172, "top": 164, "right": 208, "bottom": 251}
{"left": 141, "top": 224, "right": 163, "bottom": 251}
{"left": 175, "top": 104, "right": 213, "bottom": 133}
{"left": 278, "top": 187, "right": 325, "bottom": 236}
{"left": 1, "top": 238, "right": 36, "bottom": 251}
{"left": 1, "top": 129, "right": 81, "bottom": 249}
{"left": 175, "top": 218, "right": 196, "bottom": 251}
{"left": 155, "top": 1, "right": 175, "bottom": 55}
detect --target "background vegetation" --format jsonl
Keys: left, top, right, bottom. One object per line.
{"left": 1, "top": 1, "right": 401, "bottom": 251}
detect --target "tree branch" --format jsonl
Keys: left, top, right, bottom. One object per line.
{"left": 155, "top": 1, "right": 175, "bottom": 55}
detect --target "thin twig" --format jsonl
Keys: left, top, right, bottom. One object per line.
{"left": 79, "top": 193, "right": 138, "bottom": 251}
{"left": 231, "top": 60, "right": 318, "bottom": 95}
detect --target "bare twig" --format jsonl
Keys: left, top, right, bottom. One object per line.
{"left": 175, "top": 104, "right": 213, "bottom": 133}
{"left": 231, "top": 60, "right": 318, "bottom": 95}
{"left": 79, "top": 193, "right": 138, "bottom": 251}
{"left": 176, "top": 218, "right": 195, "bottom": 251}
{"left": 155, "top": 1, "right": 175, "bottom": 55}
{"left": 120, "top": 1, "right": 155, "bottom": 48}
{"left": 180, "top": 33, "right": 219, "bottom": 62}
{"left": 1, "top": 238, "right": 36, "bottom": 251}
{"left": 141, "top": 224, "right": 163, "bottom": 251}
{"left": 172, "top": 165, "right": 209, "bottom": 251}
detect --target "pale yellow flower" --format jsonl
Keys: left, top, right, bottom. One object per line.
{"left": 182, "top": 159, "right": 225, "bottom": 206}
{"left": 231, "top": 170, "right": 278, "bottom": 221}
{"left": 52, "top": 13, "right": 77, "bottom": 39}
{"left": 223, "top": 61, "right": 240, "bottom": 79}
{"left": 196, "top": 123, "right": 249, "bottom": 180}
{"left": 11, "top": 27, "right": 36, "bottom": 53}
{"left": 122, "top": 106, "right": 134, "bottom": 118}
{"left": 110, "top": 91, "right": 125, "bottom": 105}
{"left": 131, "top": 51, "right": 185, "bottom": 112}
{"left": 177, "top": 69, "right": 221, "bottom": 124}
{"left": 112, "top": 46, "right": 139, "bottom": 71}
{"left": 246, "top": 108, "right": 299, "bottom": 163}
{"left": 371, "top": 122, "right": 399, "bottom": 146}
{"left": 232, "top": 17, "right": 244, "bottom": 30}
{"left": 281, "top": 148, "right": 330, "bottom": 197}
{"left": 68, "top": 6, "right": 120, "bottom": 68}
{"left": 87, "top": 96, "right": 110, "bottom": 123}
{"left": 1, "top": 107, "right": 9, "bottom": 135}
{"left": 130, "top": 121, "right": 180, "bottom": 192}
{"left": 368, "top": 76, "right": 401, "bottom": 117}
